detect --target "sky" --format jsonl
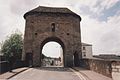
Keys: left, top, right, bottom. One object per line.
{"left": 0, "top": 0, "right": 120, "bottom": 55}
{"left": 42, "top": 42, "right": 63, "bottom": 58}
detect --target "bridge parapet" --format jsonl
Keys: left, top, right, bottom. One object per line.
{"left": 80, "top": 58, "right": 120, "bottom": 78}
{"left": 111, "top": 60, "right": 120, "bottom": 80}
{"left": 112, "top": 60, "right": 120, "bottom": 72}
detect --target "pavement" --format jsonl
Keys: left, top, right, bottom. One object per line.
{"left": 73, "top": 67, "right": 113, "bottom": 80}
{"left": 0, "top": 67, "right": 28, "bottom": 80}
{"left": 112, "top": 72, "right": 120, "bottom": 80}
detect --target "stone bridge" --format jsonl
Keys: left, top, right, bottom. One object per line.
{"left": 1, "top": 6, "right": 119, "bottom": 80}
{"left": 20, "top": 6, "right": 120, "bottom": 79}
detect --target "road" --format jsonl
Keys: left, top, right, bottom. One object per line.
{"left": 8, "top": 67, "right": 85, "bottom": 80}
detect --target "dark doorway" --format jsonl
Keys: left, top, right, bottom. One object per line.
{"left": 25, "top": 53, "right": 33, "bottom": 67}
{"left": 73, "top": 52, "right": 79, "bottom": 67}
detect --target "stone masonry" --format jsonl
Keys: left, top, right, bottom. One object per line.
{"left": 22, "top": 6, "right": 82, "bottom": 67}
{"left": 112, "top": 61, "right": 120, "bottom": 80}
{"left": 112, "top": 61, "right": 120, "bottom": 73}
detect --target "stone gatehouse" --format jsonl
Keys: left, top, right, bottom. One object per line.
{"left": 22, "top": 6, "right": 82, "bottom": 67}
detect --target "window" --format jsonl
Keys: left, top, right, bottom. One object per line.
{"left": 51, "top": 23, "right": 55, "bottom": 32}
{"left": 84, "top": 54, "right": 86, "bottom": 57}
{"left": 83, "top": 47, "right": 86, "bottom": 50}
{"left": 67, "top": 33, "right": 70, "bottom": 35}
{"left": 83, "top": 52, "right": 86, "bottom": 57}
{"left": 35, "top": 33, "right": 37, "bottom": 35}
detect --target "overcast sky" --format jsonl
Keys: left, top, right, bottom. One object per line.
{"left": 0, "top": 0, "right": 120, "bottom": 56}
{"left": 42, "top": 42, "right": 62, "bottom": 58}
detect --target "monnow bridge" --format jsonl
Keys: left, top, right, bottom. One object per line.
{"left": 21, "top": 6, "right": 120, "bottom": 79}
{"left": 0, "top": 6, "right": 119, "bottom": 80}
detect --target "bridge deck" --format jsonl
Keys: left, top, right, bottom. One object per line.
{"left": 0, "top": 67, "right": 112, "bottom": 80}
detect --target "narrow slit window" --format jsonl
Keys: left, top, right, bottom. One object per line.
{"left": 83, "top": 47, "right": 86, "bottom": 50}
{"left": 51, "top": 23, "right": 55, "bottom": 32}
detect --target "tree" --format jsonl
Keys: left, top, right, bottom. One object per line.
{"left": 1, "top": 33, "right": 23, "bottom": 60}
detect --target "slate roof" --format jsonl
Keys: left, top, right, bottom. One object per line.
{"left": 24, "top": 6, "right": 81, "bottom": 20}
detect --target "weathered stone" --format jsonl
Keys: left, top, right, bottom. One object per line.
{"left": 118, "top": 69, "right": 120, "bottom": 72}
{"left": 112, "top": 65, "right": 116, "bottom": 68}
{"left": 112, "top": 69, "right": 118, "bottom": 72}
{"left": 80, "top": 59, "right": 112, "bottom": 78}
{"left": 22, "top": 6, "right": 82, "bottom": 67}
{"left": 116, "top": 65, "right": 120, "bottom": 69}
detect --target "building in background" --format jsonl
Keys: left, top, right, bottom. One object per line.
{"left": 42, "top": 57, "right": 61, "bottom": 67}
{"left": 82, "top": 43, "right": 93, "bottom": 59}
{"left": 93, "top": 54, "right": 120, "bottom": 60}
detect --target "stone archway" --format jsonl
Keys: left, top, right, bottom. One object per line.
{"left": 22, "top": 6, "right": 82, "bottom": 67}
{"left": 40, "top": 37, "right": 65, "bottom": 67}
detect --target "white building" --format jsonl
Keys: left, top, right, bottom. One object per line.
{"left": 82, "top": 43, "right": 93, "bottom": 59}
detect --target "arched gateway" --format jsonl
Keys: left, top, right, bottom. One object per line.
{"left": 22, "top": 6, "right": 82, "bottom": 67}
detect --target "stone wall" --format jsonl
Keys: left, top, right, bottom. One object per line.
{"left": 80, "top": 59, "right": 112, "bottom": 78}
{"left": 112, "top": 61, "right": 120, "bottom": 72}
{"left": 112, "top": 61, "right": 120, "bottom": 80}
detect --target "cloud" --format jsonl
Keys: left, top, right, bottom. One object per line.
{"left": 0, "top": 0, "right": 120, "bottom": 55}
{"left": 0, "top": 0, "right": 26, "bottom": 42}
{"left": 100, "top": 0, "right": 119, "bottom": 9}
{"left": 76, "top": 0, "right": 120, "bottom": 21}
{"left": 81, "top": 12, "right": 120, "bottom": 54}
{"left": 10, "top": 0, "right": 39, "bottom": 15}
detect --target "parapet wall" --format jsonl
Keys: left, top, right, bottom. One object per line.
{"left": 112, "top": 61, "right": 120, "bottom": 73}
{"left": 80, "top": 59, "right": 112, "bottom": 78}
{"left": 0, "top": 61, "right": 9, "bottom": 74}
{"left": 0, "top": 60, "right": 26, "bottom": 74}
{"left": 112, "top": 61, "right": 120, "bottom": 80}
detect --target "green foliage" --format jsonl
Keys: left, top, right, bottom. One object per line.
{"left": 1, "top": 33, "right": 23, "bottom": 60}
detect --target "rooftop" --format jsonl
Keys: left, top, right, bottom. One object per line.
{"left": 24, "top": 6, "right": 81, "bottom": 20}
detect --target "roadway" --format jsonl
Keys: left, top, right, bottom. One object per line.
{"left": 8, "top": 67, "right": 84, "bottom": 80}
{"left": 8, "top": 67, "right": 112, "bottom": 80}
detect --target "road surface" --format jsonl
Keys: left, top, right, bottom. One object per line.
{"left": 9, "top": 67, "right": 85, "bottom": 80}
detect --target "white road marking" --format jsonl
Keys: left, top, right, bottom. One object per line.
{"left": 69, "top": 68, "right": 87, "bottom": 80}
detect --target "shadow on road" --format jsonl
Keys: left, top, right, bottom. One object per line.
{"left": 34, "top": 67, "right": 72, "bottom": 72}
